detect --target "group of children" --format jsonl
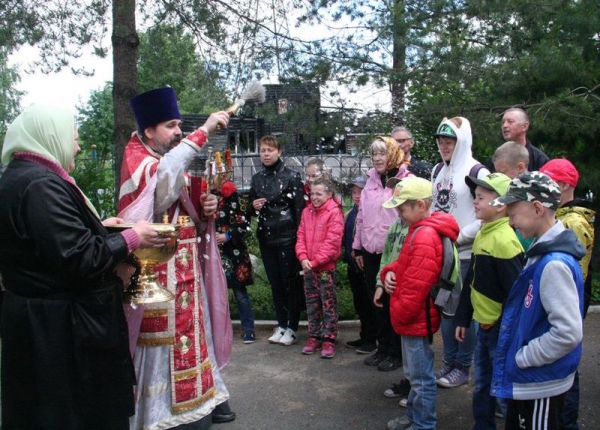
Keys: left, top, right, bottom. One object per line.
{"left": 299, "top": 152, "right": 592, "bottom": 430}
{"left": 383, "top": 150, "right": 592, "bottom": 430}
{"left": 246, "top": 132, "right": 594, "bottom": 429}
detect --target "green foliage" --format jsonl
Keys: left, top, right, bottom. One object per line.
{"left": 0, "top": 0, "right": 109, "bottom": 74}
{"left": 137, "top": 25, "right": 229, "bottom": 114}
{"left": 0, "top": 48, "right": 23, "bottom": 147}
{"left": 70, "top": 158, "right": 116, "bottom": 218}
{"left": 592, "top": 278, "right": 600, "bottom": 304}
{"left": 77, "top": 83, "right": 114, "bottom": 162}
{"left": 75, "top": 82, "right": 116, "bottom": 216}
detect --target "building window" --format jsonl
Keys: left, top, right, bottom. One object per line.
{"left": 278, "top": 98, "right": 288, "bottom": 114}
{"left": 228, "top": 130, "right": 257, "bottom": 154}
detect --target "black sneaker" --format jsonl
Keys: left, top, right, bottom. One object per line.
{"left": 345, "top": 338, "right": 363, "bottom": 348}
{"left": 383, "top": 378, "right": 411, "bottom": 398}
{"left": 378, "top": 355, "right": 402, "bottom": 372}
{"left": 242, "top": 332, "right": 256, "bottom": 344}
{"left": 356, "top": 341, "right": 377, "bottom": 354}
{"left": 364, "top": 351, "right": 387, "bottom": 366}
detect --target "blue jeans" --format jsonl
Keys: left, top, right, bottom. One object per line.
{"left": 441, "top": 260, "right": 477, "bottom": 367}
{"left": 232, "top": 285, "right": 255, "bottom": 335}
{"left": 473, "top": 325, "right": 508, "bottom": 430}
{"left": 401, "top": 335, "right": 436, "bottom": 430}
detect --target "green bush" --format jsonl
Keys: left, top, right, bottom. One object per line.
{"left": 592, "top": 277, "right": 600, "bottom": 304}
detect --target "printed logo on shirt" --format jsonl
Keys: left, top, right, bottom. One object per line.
{"left": 524, "top": 279, "right": 534, "bottom": 308}
{"left": 433, "top": 178, "right": 458, "bottom": 213}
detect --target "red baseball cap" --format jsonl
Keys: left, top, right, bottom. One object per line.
{"left": 539, "top": 158, "right": 579, "bottom": 188}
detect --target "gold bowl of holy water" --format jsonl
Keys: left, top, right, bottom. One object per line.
{"left": 107, "top": 223, "right": 180, "bottom": 304}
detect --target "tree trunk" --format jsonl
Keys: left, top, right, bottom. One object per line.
{"left": 390, "top": 0, "right": 407, "bottom": 126}
{"left": 111, "top": 0, "right": 138, "bottom": 211}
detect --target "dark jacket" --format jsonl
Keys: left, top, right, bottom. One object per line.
{"left": 486, "top": 139, "right": 550, "bottom": 173}
{"left": 248, "top": 158, "right": 305, "bottom": 247}
{"left": 525, "top": 139, "right": 550, "bottom": 171}
{"left": 0, "top": 160, "right": 135, "bottom": 429}
{"left": 343, "top": 205, "right": 359, "bottom": 265}
{"left": 407, "top": 157, "right": 433, "bottom": 180}
{"left": 215, "top": 181, "right": 253, "bottom": 289}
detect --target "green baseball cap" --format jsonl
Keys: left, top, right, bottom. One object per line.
{"left": 433, "top": 123, "right": 457, "bottom": 139}
{"left": 382, "top": 177, "right": 433, "bottom": 208}
{"left": 465, "top": 172, "right": 511, "bottom": 198}
{"left": 490, "top": 171, "right": 561, "bottom": 210}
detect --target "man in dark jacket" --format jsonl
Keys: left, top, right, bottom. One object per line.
{"left": 392, "top": 126, "right": 433, "bottom": 179}
{"left": 500, "top": 108, "right": 549, "bottom": 171}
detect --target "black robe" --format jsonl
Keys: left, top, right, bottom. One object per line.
{"left": 0, "top": 160, "right": 135, "bottom": 429}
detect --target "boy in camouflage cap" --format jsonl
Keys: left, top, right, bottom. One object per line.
{"left": 490, "top": 171, "right": 586, "bottom": 430}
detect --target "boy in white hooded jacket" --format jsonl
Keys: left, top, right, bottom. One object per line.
{"left": 431, "top": 116, "right": 490, "bottom": 388}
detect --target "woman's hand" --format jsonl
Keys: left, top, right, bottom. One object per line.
{"left": 353, "top": 254, "right": 364, "bottom": 271}
{"left": 252, "top": 198, "right": 267, "bottom": 211}
{"left": 102, "top": 217, "right": 126, "bottom": 227}
{"left": 132, "top": 220, "right": 170, "bottom": 248}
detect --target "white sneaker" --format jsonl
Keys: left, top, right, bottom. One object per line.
{"left": 279, "top": 328, "right": 298, "bottom": 346}
{"left": 398, "top": 397, "right": 408, "bottom": 408}
{"left": 268, "top": 327, "right": 286, "bottom": 344}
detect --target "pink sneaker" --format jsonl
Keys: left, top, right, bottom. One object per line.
{"left": 302, "top": 338, "right": 323, "bottom": 355}
{"left": 320, "top": 341, "right": 336, "bottom": 359}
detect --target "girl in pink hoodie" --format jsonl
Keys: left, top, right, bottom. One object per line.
{"left": 296, "top": 177, "right": 344, "bottom": 359}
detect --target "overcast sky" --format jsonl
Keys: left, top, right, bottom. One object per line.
{"left": 9, "top": 35, "right": 391, "bottom": 116}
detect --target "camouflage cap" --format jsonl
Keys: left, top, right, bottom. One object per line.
{"left": 490, "top": 171, "right": 561, "bottom": 210}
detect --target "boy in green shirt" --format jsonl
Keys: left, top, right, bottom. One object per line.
{"left": 374, "top": 179, "right": 411, "bottom": 400}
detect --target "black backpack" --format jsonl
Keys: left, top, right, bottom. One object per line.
{"left": 432, "top": 162, "right": 486, "bottom": 182}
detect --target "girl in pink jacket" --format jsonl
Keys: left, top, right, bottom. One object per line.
{"left": 296, "top": 177, "right": 344, "bottom": 359}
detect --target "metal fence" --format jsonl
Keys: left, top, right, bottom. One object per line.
{"left": 201, "top": 153, "right": 374, "bottom": 196}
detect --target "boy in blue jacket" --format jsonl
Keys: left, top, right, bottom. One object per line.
{"left": 490, "top": 172, "right": 585, "bottom": 430}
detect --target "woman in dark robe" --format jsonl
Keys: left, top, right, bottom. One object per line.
{"left": 0, "top": 105, "right": 165, "bottom": 429}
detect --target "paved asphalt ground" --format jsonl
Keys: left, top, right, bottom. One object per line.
{"left": 221, "top": 312, "right": 600, "bottom": 430}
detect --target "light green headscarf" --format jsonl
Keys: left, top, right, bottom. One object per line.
{"left": 2, "top": 105, "right": 74, "bottom": 169}
{"left": 2, "top": 105, "right": 101, "bottom": 219}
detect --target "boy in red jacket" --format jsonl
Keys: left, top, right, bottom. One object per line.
{"left": 380, "top": 177, "right": 460, "bottom": 430}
